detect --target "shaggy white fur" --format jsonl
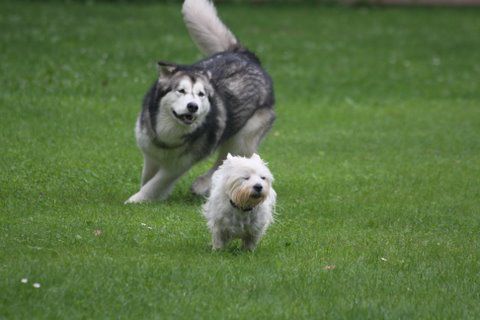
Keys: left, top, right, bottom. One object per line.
{"left": 202, "top": 153, "right": 276, "bottom": 251}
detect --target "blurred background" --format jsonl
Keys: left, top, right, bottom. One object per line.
{"left": 27, "top": 0, "right": 480, "bottom": 4}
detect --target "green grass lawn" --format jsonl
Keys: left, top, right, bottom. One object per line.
{"left": 1, "top": 1, "right": 480, "bottom": 318}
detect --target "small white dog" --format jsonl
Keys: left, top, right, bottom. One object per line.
{"left": 202, "top": 153, "right": 276, "bottom": 251}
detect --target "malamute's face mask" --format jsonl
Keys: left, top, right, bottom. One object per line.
{"left": 157, "top": 62, "right": 213, "bottom": 127}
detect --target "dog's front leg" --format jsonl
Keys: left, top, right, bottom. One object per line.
{"left": 211, "top": 227, "right": 230, "bottom": 250}
{"left": 242, "top": 233, "right": 261, "bottom": 251}
{"left": 125, "top": 169, "right": 183, "bottom": 204}
{"left": 141, "top": 154, "right": 160, "bottom": 187}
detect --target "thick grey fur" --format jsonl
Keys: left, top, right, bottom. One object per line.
{"left": 140, "top": 49, "right": 275, "bottom": 159}
{"left": 127, "top": 0, "right": 275, "bottom": 202}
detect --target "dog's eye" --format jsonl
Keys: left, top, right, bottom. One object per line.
{"left": 177, "top": 89, "right": 186, "bottom": 94}
{"left": 198, "top": 91, "right": 205, "bottom": 97}
{"left": 261, "top": 176, "right": 266, "bottom": 180}
{"left": 243, "top": 176, "right": 250, "bottom": 180}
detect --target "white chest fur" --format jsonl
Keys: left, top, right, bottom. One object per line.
{"left": 135, "top": 118, "right": 195, "bottom": 172}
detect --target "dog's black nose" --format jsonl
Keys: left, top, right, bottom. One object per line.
{"left": 253, "top": 184, "right": 263, "bottom": 193}
{"left": 187, "top": 102, "right": 198, "bottom": 113}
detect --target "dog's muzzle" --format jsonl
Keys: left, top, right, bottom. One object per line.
{"left": 172, "top": 110, "right": 196, "bottom": 125}
{"left": 251, "top": 184, "right": 263, "bottom": 198}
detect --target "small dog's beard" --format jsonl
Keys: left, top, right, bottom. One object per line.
{"left": 228, "top": 182, "right": 268, "bottom": 210}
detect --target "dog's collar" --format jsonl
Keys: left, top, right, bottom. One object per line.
{"left": 229, "top": 199, "right": 254, "bottom": 212}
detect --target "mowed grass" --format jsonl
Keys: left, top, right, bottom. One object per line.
{"left": 1, "top": 1, "right": 480, "bottom": 318}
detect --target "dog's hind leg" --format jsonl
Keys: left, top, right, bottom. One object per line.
{"left": 190, "top": 152, "right": 227, "bottom": 196}
{"left": 191, "top": 108, "right": 275, "bottom": 196}
{"left": 223, "top": 107, "right": 275, "bottom": 158}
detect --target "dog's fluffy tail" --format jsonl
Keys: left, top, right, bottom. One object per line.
{"left": 182, "top": 0, "right": 239, "bottom": 56}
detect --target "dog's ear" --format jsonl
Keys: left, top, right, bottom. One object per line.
{"left": 251, "top": 153, "right": 261, "bottom": 161}
{"left": 226, "top": 153, "right": 233, "bottom": 160}
{"left": 157, "top": 61, "right": 178, "bottom": 77}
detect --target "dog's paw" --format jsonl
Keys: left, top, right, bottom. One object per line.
{"left": 124, "top": 192, "right": 150, "bottom": 204}
{"left": 191, "top": 176, "right": 211, "bottom": 197}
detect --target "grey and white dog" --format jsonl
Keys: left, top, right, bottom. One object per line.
{"left": 126, "top": 0, "right": 275, "bottom": 203}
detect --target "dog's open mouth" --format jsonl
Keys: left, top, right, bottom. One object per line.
{"left": 172, "top": 111, "right": 196, "bottom": 125}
